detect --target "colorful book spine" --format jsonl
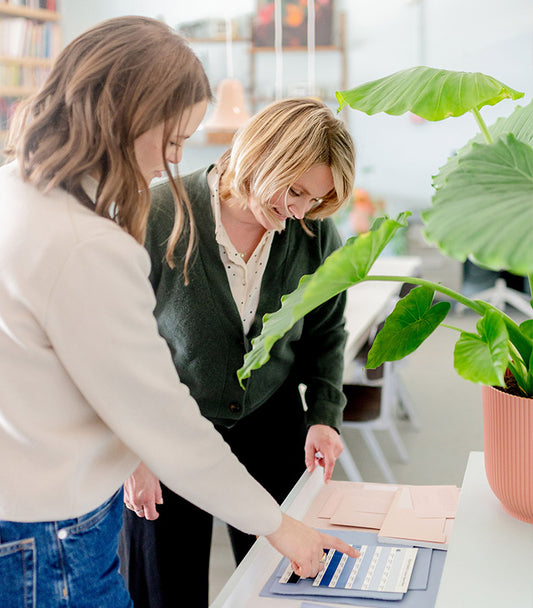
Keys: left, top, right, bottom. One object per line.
{"left": 0, "top": 19, "right": 60, "bottom": 58}
{"left": 2, "top": 1, "right": 58, "bottom": 11}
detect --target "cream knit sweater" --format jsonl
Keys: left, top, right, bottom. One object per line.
{"left": 0, "top": 162, "right": 281, "bottom": 535}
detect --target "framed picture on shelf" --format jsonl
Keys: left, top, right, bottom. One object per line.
{"left": 253, "top": 0, "right": 334, "bottom": 48}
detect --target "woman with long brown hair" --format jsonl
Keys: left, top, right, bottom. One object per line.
{"left": 0, "top": 16, "right": 356, "bottom": 608}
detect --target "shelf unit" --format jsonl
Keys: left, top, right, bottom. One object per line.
{"left": 186, "top": 12, "right": 346, "bottom": 114}
{"left": 249, "top": 12, "right": 347, "bottom": 108}
{"left": 0, "top": 2, "right": 61, "bottom": 145}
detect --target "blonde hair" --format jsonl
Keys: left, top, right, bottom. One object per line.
{"left": 5, "top": 16, "right": 212, "bottom": 274}
{"left": 217, "top": 97, "right": 355, "bottom": 231}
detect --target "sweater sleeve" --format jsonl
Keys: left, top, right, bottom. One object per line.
{"left": 297, "top": 219, "right": 347, "bottom": 431}
{"left": 43, "top": 229, "right": 282, "bottom": 536}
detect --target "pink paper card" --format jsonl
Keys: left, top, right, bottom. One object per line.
{"left": 354, "top": 487, "right": 397, "bottom": 513}
{"left": 326, "top": 487, "right": 396, "bottom": 529}
{"left": 330, "top": 495, "right": 387, "bottom": 529}
{"left": 317, "top": 490, "right": 344, "bottom": 519}
{"left": 380, "top": 506, "right": 447, "bottom": 543}
{"left": 331, "top": 510, "right": 386, "bottom": 529}
{"left": 409, "top": 485, "right": 460, "bottom": 519}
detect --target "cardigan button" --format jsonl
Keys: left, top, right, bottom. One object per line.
{"left": 229, "top": 403, "right": 242, "bottom": 413}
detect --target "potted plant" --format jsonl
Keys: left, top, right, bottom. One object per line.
{"left": 238, "top": 66, "right": 533, "bottom": 523}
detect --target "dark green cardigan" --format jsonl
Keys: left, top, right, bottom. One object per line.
{"left": 146, "top": 167, "right": 347, "bottom": 430}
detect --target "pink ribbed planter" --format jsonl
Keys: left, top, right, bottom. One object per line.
{"left": 483, "top": 385, "right": 533, "bottom": 524}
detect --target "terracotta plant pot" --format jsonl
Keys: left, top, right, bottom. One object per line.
{"left": 483, "top": 384, "right": 533, "bottom": 524}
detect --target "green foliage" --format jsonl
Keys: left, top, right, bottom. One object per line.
{"left": 433, "top": 99, "right": 533, "bottom": 188}
{"left": 336, "top": 66, "right": 524, "bottom": 121}
{"left": 237, "top": 214, "right": 410, "bottom": 386}
{"left": 424, "top": 134, "right": 533, "bottom": 275}
{"left": 365, "top": 286, "right": 451, "bottom": 368}
{"left": 454, "top": 309, "right": 510, "bottom": 387}
{"left": 237, "top": 66, "right": 533, "bottom": 397}
{"left": 338, "top": 67, "right": 532, "bottom": 276}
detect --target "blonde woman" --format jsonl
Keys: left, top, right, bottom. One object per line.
{"left": 0, "top": 19, "right": 356, "bottom": 608}
{"left": 121, "top": 98, "right": 356, "bottom": 608}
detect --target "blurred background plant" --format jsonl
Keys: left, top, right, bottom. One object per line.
{"left": 334, "top": 187, "right": 406, "bottom": 254}
{"left": 349, "top": 187, "right": 386, "bottom": 234}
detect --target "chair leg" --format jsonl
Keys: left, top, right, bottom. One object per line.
{"left": 456, "top": 278, "right": 533, "bottom": 317}
{"left": 386, "top": 420, "right": 409, "bottom": 464}
{"left": 394, "top": 371, "right": 421, "bottom": 431}
{"left": 338, "top": 437, "right": 363, "bottom": 482}
{"left": 381, "top": 364, "right": 411, "bottom": 462}
{"left": 359, "top": 428, "right": 397, "bottom": 484}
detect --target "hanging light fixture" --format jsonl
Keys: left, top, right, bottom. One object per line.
{"left": 204, "top": 14, "right": 251, "bottom": 145}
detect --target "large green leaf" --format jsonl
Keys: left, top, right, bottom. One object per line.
{"left": 336, "top": 66, "right": 524, "bottom": 121}
{"left": 518, "top": 320, "right": 533, "bottom": 396}
{"left": 366, "top": 286, "right": 451, "bottom": 368}
{"left": 521, "top": 319, "right": 533, "bottom": 341}
{"left": 454, "top": 309, "right": 509, "bottom": 386}
{"left": 237, "top": 214, "right": 410, "bottom": 386}
{"left": 422, "top": 134, "right": 533, "bottom": 276}
{"left": 433, "top": 99, "right": 533, "bottom": 188}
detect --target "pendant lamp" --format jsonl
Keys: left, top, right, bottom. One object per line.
{"left": 204, "top": 16, "right": 250, "bottom": 145}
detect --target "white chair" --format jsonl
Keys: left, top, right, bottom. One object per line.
{"left": 339, "top": 315, "right": 420, "bottom": 484}
{"left": 457, "top": 277, "right": 533, "bottom": 318}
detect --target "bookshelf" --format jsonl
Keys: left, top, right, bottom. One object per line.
{"left": 185, "top": 12, "right": 346, "bottom": 115}
{"left": 0, "top": 1, "right": 61, "bottom": 145}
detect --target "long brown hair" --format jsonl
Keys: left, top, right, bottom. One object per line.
{"left": 5, "top": 16, "right": 212, "bottom": 273}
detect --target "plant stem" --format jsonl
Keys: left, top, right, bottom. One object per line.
{"left": 365, "top": 275, "right": 484, "bottom": 313}
{"left": 440, "top": 323, "right": 465, "bottom": 333}
{"left": 471, "top": 108, "right": 493, "bottom": 144}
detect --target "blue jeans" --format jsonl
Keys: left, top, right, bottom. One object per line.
{"left": 0, "top": 488, "right": 133, "bottom": 608}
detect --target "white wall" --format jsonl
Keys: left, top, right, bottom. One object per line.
{"left": 61, "top": 0, "right": 533, "bottom": 212}
{"left": 62, "top": 0, "right": 255, "bottom": 44}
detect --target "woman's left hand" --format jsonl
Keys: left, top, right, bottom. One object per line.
{"left": 124, "top": 462, "right": 163, "bottom": 520}
{"left": 304, "top": 424, "right": 344, "bottom": 483}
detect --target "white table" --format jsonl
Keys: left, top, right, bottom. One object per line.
{"left": 435, "top": 451, "right": 533, "bottom": 607}
{"left": 211, "top": 452, "right": 533, "bottom": 607}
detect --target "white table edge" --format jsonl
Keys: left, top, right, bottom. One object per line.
{"left": 210, "top": 468, "right": 325, "bottom": 607}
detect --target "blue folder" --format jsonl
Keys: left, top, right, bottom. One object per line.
{"left": 260, "top": 530, "right": 447, "bottom": 607}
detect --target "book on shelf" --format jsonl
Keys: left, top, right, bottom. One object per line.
{"left": 0, "top": 63, "right": 51, "bottom": 88}
{"left": 0, "top": 18, "right": 60, "bottom": 59}
{"left": 0, "top": 96, "right": 20, "bottom": 132}
{"left": 2, "top": 1, "right": 58, "bottom": 11}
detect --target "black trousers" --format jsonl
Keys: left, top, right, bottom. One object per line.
{"left": 119, "top": 391, "right": 307, "bottom": 608}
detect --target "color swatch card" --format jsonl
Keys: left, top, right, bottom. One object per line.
{"left": 279, "top": 545, "right": 418, "bottom": 594}
{"left": 261, "top": 529, "right": 437, "bottom": 604}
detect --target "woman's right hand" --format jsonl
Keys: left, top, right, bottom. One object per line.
{"left": 265, "top": 513, "right": 360, "bottom": 578}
